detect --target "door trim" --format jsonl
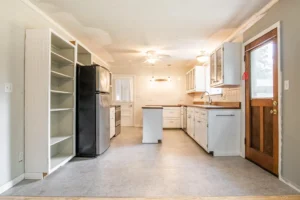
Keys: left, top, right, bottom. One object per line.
{"left": 111, "top": 74, "right": 136, "bottom": 127}
{"left": 241, "top": 21, "right": 282, "bottom": 178}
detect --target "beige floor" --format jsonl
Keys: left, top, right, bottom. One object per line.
{"left": 1, "top": 196, "right": 300, "bottom": 200}
{"left": 1, "top": 127, "right": 299, "bottom": 197}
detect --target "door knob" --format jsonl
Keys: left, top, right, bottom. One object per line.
{"left": 273, "top": 100, "right": 278, "bottom": 106}
{"left": 270, "top": 109, "right": 277, "bottom": 115}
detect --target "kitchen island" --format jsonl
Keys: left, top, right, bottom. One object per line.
{"left": 142, "top": 106, "right": 163, "bottom": 143}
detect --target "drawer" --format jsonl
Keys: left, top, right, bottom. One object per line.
{"left": 187, "top": 107, "right": 194, "bottom": 114}
{"left": 195, "top": 109, "right": 207, "bottom": 119}
{"left": 163, "top": 118, "right": 180, "bottom": 128}
{"left": 163, "top": 108, "right": 180, "bottom": 118}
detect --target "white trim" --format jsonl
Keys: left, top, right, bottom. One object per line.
{"left": 20, "top": 0, "right": 109, "bottom": 68}
{"left": 24, "top": 173, "right": 44, "bottom": 180}
{"left": 0, "top": 174, "right": 24, "bottom": 194}
{"left": 241, "top": 22, "right": 282, "bottom": 177}
{"left": 112, "top": 74, "right": 136, "bottom": 127}
{"left": 280, "top": 177, "right": 300, "bottom": 193}
{"left": 225, "top": 0, "right": 279, "bottom": 43}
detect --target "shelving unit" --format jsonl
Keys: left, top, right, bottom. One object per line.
{"left": 25, "top": 29, "right": 76, "bottom": 179}
{"left": 77, "top": 43, "right": 92, "bottom": 65}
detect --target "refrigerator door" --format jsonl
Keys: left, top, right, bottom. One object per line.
{"left": 96, "top": 93, "right": 111, "bottom": 155}
{"left": 76, "top": 64, "right": 97, "bottom": 157}
{"left": 96, "top": 66, "right": 110, "bottom": 93}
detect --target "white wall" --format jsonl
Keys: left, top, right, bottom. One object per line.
{"left": 111, "top": 66, "right": 193, "bottom": 127}
{"left": 0, "top": 0, "right": 83, "bottom": 188}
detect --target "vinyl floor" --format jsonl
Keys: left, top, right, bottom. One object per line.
{"left": 2, "top": 127, "right": 299, "bottom": 197}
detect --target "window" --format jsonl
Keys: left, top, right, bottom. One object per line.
{"left": 113, "top": 77, "right": 133, "bottom": 102}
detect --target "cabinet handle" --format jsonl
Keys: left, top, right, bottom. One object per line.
{"left": 197, "top": 121, "right": 201, "bottom": 123}
{"left": 216, "top": 114, "right": 235, "bottom": 117}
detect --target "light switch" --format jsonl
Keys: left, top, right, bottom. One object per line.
{"left": 4, "top": 83, "right": 13, "bottom": 93}
{"left": 284, "top": 80, "right": 289, "bottom": 90}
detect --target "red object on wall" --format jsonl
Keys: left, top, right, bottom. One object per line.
{"left": 242, "top": 71, "right": 249, "bottom": 80}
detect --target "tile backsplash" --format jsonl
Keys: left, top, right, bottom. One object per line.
{"left": 194, "top": 87, "right": 241, "bottom": 103}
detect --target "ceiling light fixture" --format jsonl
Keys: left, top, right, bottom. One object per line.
{"left": 196, "top": 55, "right": 209, "bottom": 63}
{"left": 196, "top": 50, "right": 209, "bottom": 63}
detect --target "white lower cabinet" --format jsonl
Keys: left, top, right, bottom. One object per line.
{"left": 187, "top": 107, "right": 240, "bottom": 156}
{"left": 163, "top": 107, "right": 181, "bottom": 128}
{"left": 187, "top": 107, "right": 195, "bottom": 138}
{"left": 110, "top": 107, "right": 115, "bottom": 139}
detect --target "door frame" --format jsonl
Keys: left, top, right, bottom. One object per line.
{"left": 241, "top": 21, "right": 282, "bottom": 178}
{"left": 111, "top": 74, "right": 136, "bottom": 127}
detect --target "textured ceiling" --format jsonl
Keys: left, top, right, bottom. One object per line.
{"left": 29, "top": 0, "right": 270, "bottom": 68}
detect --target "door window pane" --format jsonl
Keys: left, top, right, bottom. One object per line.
{"left": 250, "top": 42, "right": 274, "bottom": 98}
{"left": 114, "top": 78, "right": 132, "bottom": 102}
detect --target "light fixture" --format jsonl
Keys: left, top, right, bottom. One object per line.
{"left": 147, "top": 58, "right": 157, "bottom": 64}
{"left": 196, "top": 50, "right": 209, "bottom": 63}
{"left": 196, "top": 55, "right": 209, "bottom": 63}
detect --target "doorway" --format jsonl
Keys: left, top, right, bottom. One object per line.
{"left": 112, "top": 75, "right": 134, "bottom": 127}
{"left": 245, "top": 28, "right": 279, "bottom": 175}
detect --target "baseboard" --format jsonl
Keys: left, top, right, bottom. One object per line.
{"left": 0, "top": 174, "right": 24, "bottom": 194}
{"left": 25, "top": 173, "right": 43, "bottom": 180}
{"left": 280, "top": 176, "right": 300, "bottom": 193}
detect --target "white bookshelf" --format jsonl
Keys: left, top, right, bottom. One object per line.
{"left": 25, "top": 29, "right": 76, "bottom": 179}
{"left": 77, "top": 43, "right": 92, "bottom": 65}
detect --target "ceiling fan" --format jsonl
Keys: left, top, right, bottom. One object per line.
{"left": 144, "top": 50, "right": 171, "bottom": 64}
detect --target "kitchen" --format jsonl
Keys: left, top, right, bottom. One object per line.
{"left": 1, "top": 0, "right": 300, "bottom": 199}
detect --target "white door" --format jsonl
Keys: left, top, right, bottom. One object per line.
{"left": 112, "top": 75, "right": 134, "bottom": 127}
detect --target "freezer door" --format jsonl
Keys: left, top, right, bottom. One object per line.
{"left": 96, "top": 66, "right": 110, "bottom": 93}
{"left": 96, "top": 94, "right": 111, "bottom": 155}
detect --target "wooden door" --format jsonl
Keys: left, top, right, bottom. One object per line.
{"left": 245, "top": 28, "right": 278, "bottom": 175}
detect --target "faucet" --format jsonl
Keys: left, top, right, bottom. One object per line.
{"left": 201, "top": 91, "right": 212, "bottom": 105}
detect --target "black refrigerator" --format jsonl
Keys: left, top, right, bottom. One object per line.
{"left": 76, "top": 64, "right": 111, "bottom": 157}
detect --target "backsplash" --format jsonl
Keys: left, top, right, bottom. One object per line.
{"left": 194, "top": 87, "right": 241, "bottom": 103}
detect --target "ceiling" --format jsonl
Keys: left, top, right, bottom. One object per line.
{"left": 29, "top": 0, "right": 271, "bottom": 68}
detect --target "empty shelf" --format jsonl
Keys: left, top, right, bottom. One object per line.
{"left": 51, "top": 51, "right": 74, "bottom": 65}
{"left": 51, "top": 108, "right": 73, "bottom": 112}
{"left": 51, "top": 90, "right": 73, "bottom": 94}
{"left": 50, "top": 136, "right": 72, "bottom": 146}
{"left": 51, "top": 71, "right": 73, "bottom": 79}
{"left": 50, "top": 153, "right": 73, "bottom": 171}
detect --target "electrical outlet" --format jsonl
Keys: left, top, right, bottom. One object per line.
{"left": 284, "top": 80, "right": 289, "bottom": 90}
{"left": 4, "top": 83, "right": 13, "bottom": 93}
{"left": 18, "top": 152, "right": 24, "bottom": 162}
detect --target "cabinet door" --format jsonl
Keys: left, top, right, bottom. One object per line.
{"left": 215, "top": 47, "right": 224, "bottom": 84}
{"left": 191, "top": 115, "right": 195, "bottom": 138}
{"left": 210, "top": 53, "right": 216, "bottom": 85}
{"left": 199, "top": 120, "right": 208, "bottom": 151}
{"left": 194, "top": 119, "right": 201, "bottom": 145}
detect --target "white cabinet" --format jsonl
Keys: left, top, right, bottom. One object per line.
{"left": 163, "top": 107, "right": 181, "bottom": 128}
{"left": 110, "top": 107, "right": 115, "bottom": 139}
{"left": 187, "top": 107, "right": 240, "bottom": 156}
{"left": 210, "top": 42, "right": 241, "bottom": 87}
{"left": 186, "top": 66, "right": 206, "bottom": 93}
{"left": 194, "top": 108, "right": 208, "bottom": 151}
{"left": 187, "top": 107, "right": 195, "bottom": 138}
{"left": 25, "top": 29, "right": 76, "bottom": 179}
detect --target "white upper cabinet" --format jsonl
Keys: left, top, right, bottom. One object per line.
{"left": 186, "top": 66, "right": 206, "bottom": 93}
{"left": 210, "top": 42, "right": 241, "bottom": 87}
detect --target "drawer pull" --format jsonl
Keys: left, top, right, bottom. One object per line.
{"left": 216, "top": 114, "right": 235, "bottom": 117}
